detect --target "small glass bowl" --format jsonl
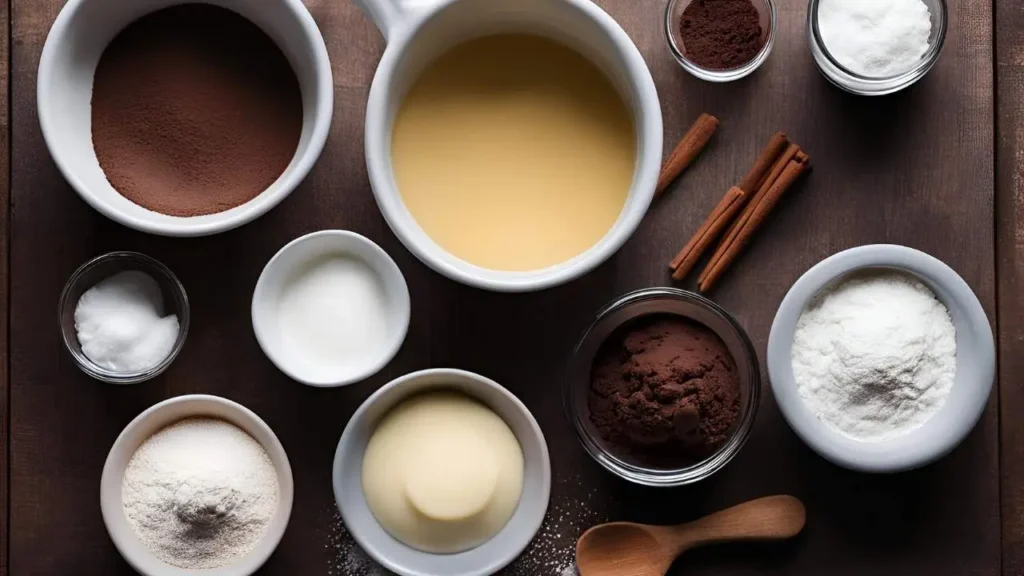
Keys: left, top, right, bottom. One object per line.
{"left": 564, "top": 288, "right": 760, "bottom": 487}
{"left": 59, "top": 252, "right": 190, "bottom": 384}
{"left": 665, "top": 0, "right": 777, "bottom": 82}
{"left": 808, "top": 0, "right": 947, "bottom": 95}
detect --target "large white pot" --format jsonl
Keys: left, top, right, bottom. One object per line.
{"left": 356, "top": 0, "right": 663, "bottom": 292}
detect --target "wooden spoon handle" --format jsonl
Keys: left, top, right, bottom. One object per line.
{"left": 671, "top": 495, "right": 806, "bottom": 551}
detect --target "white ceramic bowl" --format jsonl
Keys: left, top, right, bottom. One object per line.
{"left": 252, "top": 230, "right": 411, "bottom": 387}
{"left": 356, "top": 0, "right": 663, "bottom": 292}
{"left": 333, "top": 369, "right": 551, "bottom": 576}
{"left": 37, "top": 0, "right": 333, "bottom": 236}
{"left": 767, "top": 244, "right": 995, "bottom": 473}
{"left": 100, "top": 395, "right": 294, "bottom": 576}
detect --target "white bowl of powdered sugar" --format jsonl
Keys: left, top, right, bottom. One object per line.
{"left": 767, "top": 244, "right": 994, "bottom": 473}
{"left": 100, "top": 394, "right": 294, "bottom": 575}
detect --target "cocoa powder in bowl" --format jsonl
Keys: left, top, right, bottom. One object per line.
{"left": 91, "top": 4, "right": 303, "bottom": 217}
{"left": 588, "top": 314, "right": 741, "bottom": 468}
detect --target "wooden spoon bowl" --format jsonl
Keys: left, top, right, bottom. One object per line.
{"left": 576, "top": 495, "right": 806, "bottom": 576}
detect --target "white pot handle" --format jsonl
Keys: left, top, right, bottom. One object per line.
{"left": 354, "top": 0, "right": 438, "bottom": 41}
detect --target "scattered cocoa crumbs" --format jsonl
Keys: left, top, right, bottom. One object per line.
{"left": 588, "top": 315, "right": 741, "bottom": 468}
{"left": 680, "top": 0, "right": 764, "bottom": 70}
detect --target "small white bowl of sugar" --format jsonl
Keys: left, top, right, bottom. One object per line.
{"left": 767, "top": 244, "right": 994, "bottom": 473}
{"left": 252, "top": 230, "right": 411, "bottom": 387}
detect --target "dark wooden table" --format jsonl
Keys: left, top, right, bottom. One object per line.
{"left": 2, "top": 0, "right": 1014, "bottom": 574}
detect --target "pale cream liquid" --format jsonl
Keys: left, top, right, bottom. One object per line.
{"left": 392, "top": 35, "right": 636, "bottom": 271}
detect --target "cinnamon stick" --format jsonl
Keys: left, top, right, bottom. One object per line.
{"left": 656, "top": 113, "right": 720, "bottom": 198}
{"left": 737, "top": 132, "right": 788, "bottom": 194}
{"left": 669, "top": 186, "right": 745, "bottom": 280}
{"left": 702, "top": 143, "right": 801, "bottom": 283}
{"left": 698, "top": 153, "right": 810, "bottom": 293}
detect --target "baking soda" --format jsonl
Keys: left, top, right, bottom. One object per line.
{"left": 817, "top": 0, "right": 932, "bottom": 77}
{"left": 278, "top": 256, "right": 390, "bottom": 370}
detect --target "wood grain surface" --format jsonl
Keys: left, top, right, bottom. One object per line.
{"left": 5, "top": 0, "right": 1000, "bottom": 575}
{"left": 996, "top": 0, "right": 1024, "bottom": 572}
{"left": 0, "top": 0, "right": 9, "bottom": 575}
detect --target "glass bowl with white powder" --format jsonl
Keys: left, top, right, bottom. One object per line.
{"left": 766, "top": 245, "right": 994, "bottom": 473}
{"left": 808, "top": 0, "right": 947, "bottom": 95}
{"left": 59, "top": 251, "right": 189, "bottom": 384}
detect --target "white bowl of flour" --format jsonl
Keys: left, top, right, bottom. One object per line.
{"left": 767, "top": 244, "right": 994, "bottom": 473}
{"left": 100, "top": 394, "right": 294, "bottom": 575}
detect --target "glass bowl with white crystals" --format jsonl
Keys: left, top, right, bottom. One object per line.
{"left": 58, "top": 251, "right": 190, "bottom": 384}
{"left": 808, "top": 0, "right": 947, "bottom": 95}
{"left": 767, "top": 245, "right": 994, "bottom": 473}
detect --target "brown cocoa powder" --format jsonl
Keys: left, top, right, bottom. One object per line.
{"left": 91, "top": 4, "right": 303, "bottom": 217}
{"left": 680, "top": 0, "right": 764, "bottom": 70}
{"left": 588, "top": 315, "right": 741, "bottom": 468}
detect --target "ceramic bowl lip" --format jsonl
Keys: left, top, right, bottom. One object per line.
{"left": 58, "top": 251, "right": 190, "bottom": 384}
{"left": 767, "top": 244, "right": 995, "bottom": 472}
{"left": 806, "top": 0, "right": 947, "bottom": 95}
{"left": 564, "top": 287, "right": 761, "bottom": 487}
{"left": 664, "top": 0, "right": 778, "bottom": 83}
{"left": 36, "top": 0, "right": 333, "bottom": 237}
{"left": 251, "top": 230, "right": 411, "bottom": 388}
{"left": 332, "top": 368, "right": 552, "bottom": 576}
{"left": 363, "top": 0, "right": 663, "bottom": 293}
{"left": 100, "top": 394, "right": 294, "bottom": 576}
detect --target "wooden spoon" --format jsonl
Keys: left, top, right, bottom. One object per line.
{"left": 575, "top": 495, "right": 806, "bottom": 576}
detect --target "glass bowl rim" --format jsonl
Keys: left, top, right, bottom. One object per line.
{"left": 58, "top": 251, "right": 190, "bottom": 384}
{"left": 664, "top": 0, "right": 779, "bottom": 82}
{"left": 563, "top": 287, "right": 761, "bottom": 487}
{"left": 807, "top": 0, "right": 948, "bottom": 83}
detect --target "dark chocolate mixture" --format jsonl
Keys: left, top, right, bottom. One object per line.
{"left": 680, "top": 0, "right": 764, "bottom": 70}
{"left": 588, "top": 315, "right": 741, "bottom": 468}
{"left": 91, "top": 4, "right": 303, "bottom": 217}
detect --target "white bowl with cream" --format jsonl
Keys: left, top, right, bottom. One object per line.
{"left": 251, "top": 230, "right": 411, "bottom": 387}
{"left": 355, "top": 0, "right": 663, "bottom": 292}
{"left": 100, "top": 394, "right": 294, "bottom": 576}
{"left": 333, "top": 369, "right": 551, "bottom": 576}
{"left": 38, "top": 0, "right": 333, "bottom": 237}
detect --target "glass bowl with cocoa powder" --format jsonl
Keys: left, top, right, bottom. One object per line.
{"left": 665, "top": 0, "right": 777, "bottom": 82}
{"left": 564, "top": 288, "right": 760, "bottom": 487}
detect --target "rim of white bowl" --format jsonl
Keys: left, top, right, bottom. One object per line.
{"left": 363, "top": 0, "right": 663, "bottom": 292}
{"left": 36, "top": 0, "right": 333, "bottom": 237}
{"left": 766, "top": 244, "right": 995, "bottom": 473}
{"left": 100, "top": 394, "right": 294, "bottom": 576}
{"left": 251, "top": 230, "right": 412, "bottom": 387}
{"left": 332, "top": 368, "right": 552, "bottom": 576}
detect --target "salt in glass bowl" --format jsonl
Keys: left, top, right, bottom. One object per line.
{"left": 564, "top": 287, "right": 761, "bottom": 487}
{"left": 665, "top": 0, "right": 777, "bottom": 82}
{"left": 807, "top": 0, "right": 948, "bottom": 95}
{"left": 767, "top": 244, "right": 994, "bottom": 472}
{"left": 58, "top": 251, "right": 190, "bottom": 384}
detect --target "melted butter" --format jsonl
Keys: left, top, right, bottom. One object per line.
{"left": 392, "top": 34, "right": 636, "bottom": 271}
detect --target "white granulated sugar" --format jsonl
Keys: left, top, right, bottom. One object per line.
{"left": 791, "top": 271, "right": 956, "bottom": 442}
{"left": 74, "top": 270, "right": 179, "bottom": 372}
{"left": 818, "top": 0, "right": 932, "bottom": 77}
{"left": 122, "top": 418, "right": 279, "bottom": 569}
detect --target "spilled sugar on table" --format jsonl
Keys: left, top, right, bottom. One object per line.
{"left": 0, "top": 0, "right": 1010, "bottom": 575}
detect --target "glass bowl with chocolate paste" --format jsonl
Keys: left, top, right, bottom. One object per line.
{"left": 564, "top": 288, "right": 760, "bottom": 486}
